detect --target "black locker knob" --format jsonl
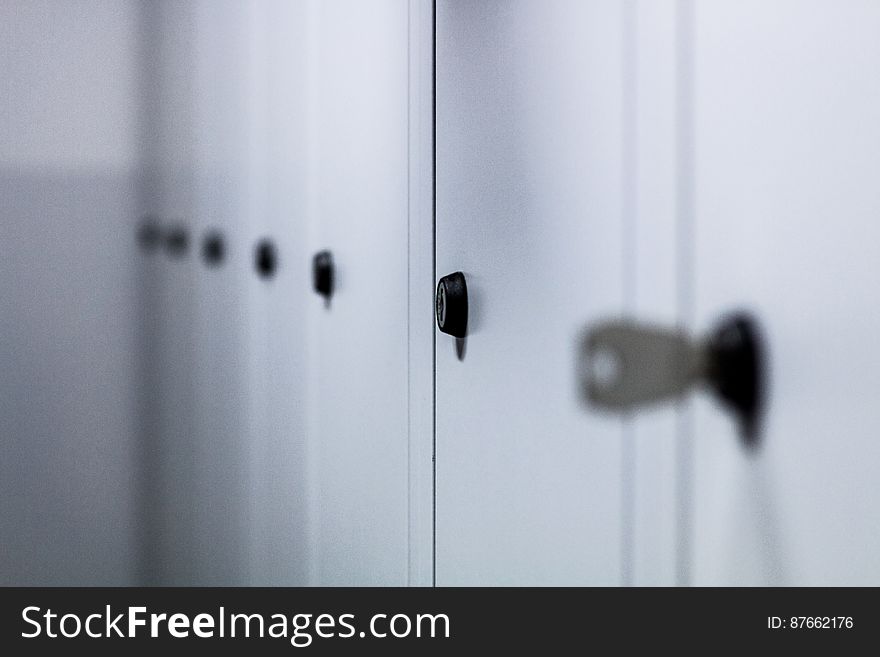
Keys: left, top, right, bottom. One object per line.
{"left": 436, "top": 272, "right": 468, "bottom": 338}
{"left": 202, "top": 230, "right": 225, "bottom": 266}
{"left": 705, "top": 313, "right": 765, "bottom": 447}
{"left": 255, "top": 239, "right": 278, "bottom": 279}
{"left": 164, "top": 223, "right": 189, "bottom": 258}
{"left": 137, "top": 216, "right": 162, "bottom": 253}
{"left": 313, "top": 250, "right": 334, "bottom": 300}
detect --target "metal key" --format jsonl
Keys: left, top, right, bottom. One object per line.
{"left": 578, "top": 312, "right": 766, "bottom": 447}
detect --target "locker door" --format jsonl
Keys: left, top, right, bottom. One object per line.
{"left": 143, "top": 0, "right": 312, "bottom": 585}
{"left": 187, "top": 0, "right": 311, "bottom": 586}
{"left": 0, "top": 0, "right": 145, "bottom": 584}
{"left": 306, "top": 0, "right": 414, "bottom": 585}
{"left": 241, "top": 0, "right": 311, "bottom": 587}
{"left": 688, "top": 1, "right": 880, "bottom": 584}
{"left": 188, "top": 0, "right": 255, "bottom": 587}
{"left": 630, "top": 0, "right": 682, "bottom": 586}
{"left": 146, "top": 0, "right": 202, "bottom": 584}
{"left": 435, "top": 0, "right": 627, "bottom": 584}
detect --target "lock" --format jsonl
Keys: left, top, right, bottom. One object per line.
{"left": 436, "top": 272, "right": 468, "bottom": 338}
{"left": 137, "top": 216, "right": 162, "bottom": 253}
{"left": 165, "top": 223, "right": 189, "bottom": 258}
{"left": 255, "top": 239, "right": 278, "bottom": 279}
{"left": 313, "top": 250, "right": 334, "bottom": 300}
{"left": 202, "top": 230, "right": 225, "bottom": 266}
{"left": 580, "top": 312, "right": 766, "bottom": 446}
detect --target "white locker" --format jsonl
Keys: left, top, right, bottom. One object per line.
{"left": 433, "top": 0, "right": 880, "bottom": 586}
{"left": 6, "top": 0, "right": 880, "bottom": 589}
{"left": 435, "top": 0, "right": 627, "bottom": 585}
{"left": 239, "top": 0, "right": 312, "bottom": 587}
{"left": 139, "top": 0, "right": 421, "bottom": 587}
{"left": 187, "top": 0, "right": 257, "bottom": 586}
{"left": 305, "top": 0, "right": 415, "bottom": 586}
{"left": 134, "top": 0, "right": 314, "bottom": 585}
{"left": 145, "top": 0, "right": 204, "bottom": 585}
{"left": 688, "top": 0, "right": 880, "bottom": 585}
{"left": 630, "top": 0, "right": 681, "bottom": 586}
{"left": 0, "top": 0, "right": 146, "bottom": 584}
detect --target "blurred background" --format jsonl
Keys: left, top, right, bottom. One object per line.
{"left": 1, "top": 0, "right": 421, "bottom": 586}
{"left": 2, "top": 0, "right": 880, "bottom": 586}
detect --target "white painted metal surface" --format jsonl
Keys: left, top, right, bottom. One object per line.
{"left": 406, "top": 0, "right": 437, "bottom": 587}
{"left": 186, "top": 0, "right": 259, "bottom": 586}
{"left": 192, "top": 0, "right": 312, "bottom": 587}
{"left": 689, "top": 0, "right": 880, "bottom": 585}
{"left": 145, "top": 0, "right": 205, "bottom": 586}
{"left": 186, "top": 0, "right": 312, "bottom": 586}
{"left": 435, "top": 0, "right": 627, "bottom": 585}
{"left": 630, "top": 0, "right": 683, "bottom": 587}
{"left": 0, "top": 0, "right": 145, "bottom": 584}
{"left": 135, "top": 0, "right": 419, "bottom": 586}
{"left": 305, "top": 0, "right": 416, "bottom": 585}
{"left": 6, "top": 0, "right": 880, "bottom": 589}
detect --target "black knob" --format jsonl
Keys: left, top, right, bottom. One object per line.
{"left": 255, "top": 239, "right": 278, "bottom": 279}
{"left": 706, "top": 312, "right": 766, "bottom": 447}
{"left": 313, "top": 250, "right": 334, "bottom": 300}
{"left": 137, "top": 216, "right": 162, "bottom": 253}
{"left": 164, "top": 223, "right": 189, "bottom": 258}
{"left": 436, "top": 272, "right": 468, "bottom": 338}
{"left": 202, "top": 230, "right": 225, "bottom": 266}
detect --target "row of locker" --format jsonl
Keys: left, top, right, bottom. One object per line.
{"left": 133, "top": 0, "right": 880, "bottom": 586}
{"left": 132, "top": 0, "right": 420, "bottom": 586}
{"left": 3, "top": 0, "right": 880, "bottom": 586}
{"left": 138, "top": 221, "right": 336, "bottom": 301}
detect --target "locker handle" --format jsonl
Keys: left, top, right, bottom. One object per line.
{"left": 436, "top": 272, "right": 468, "bottom": 338}
{"left": 313, "top": 250, "right": 334, "bottom": 301}
{"left": 579, "top": 312, "right": 766, "bottom": 447}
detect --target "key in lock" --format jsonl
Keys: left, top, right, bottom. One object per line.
{"left": 579, "top": 312, "right": 766, "bottom": 447}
